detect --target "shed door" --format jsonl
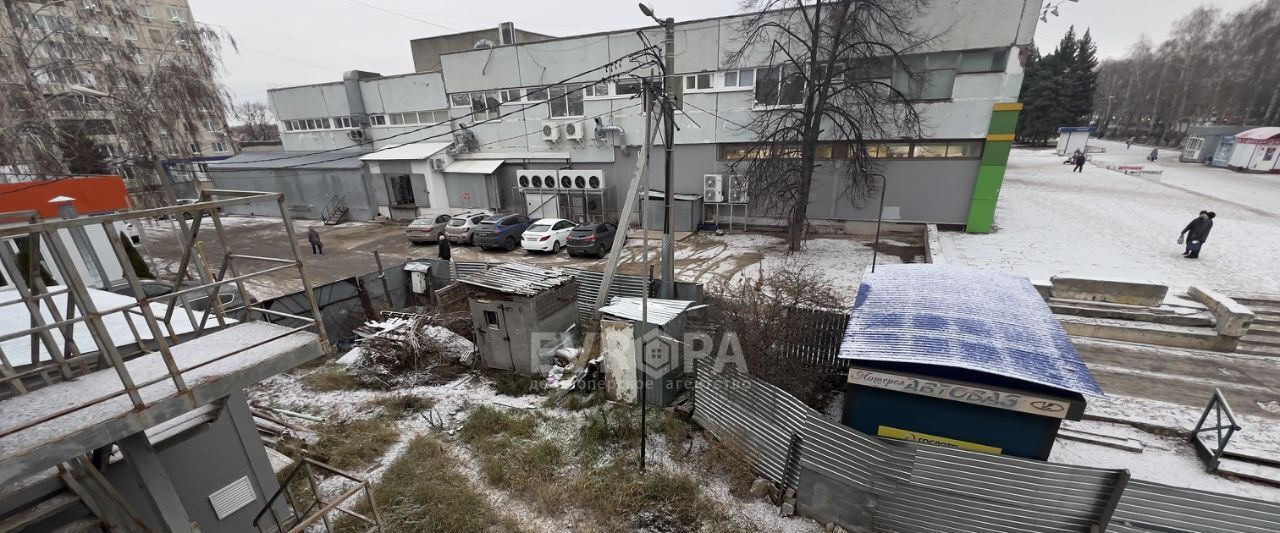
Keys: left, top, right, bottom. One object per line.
{"left": 1250, "top": 146, "right": 1277, "bottom": 171}
{"left": 475, "top": 302, "right": 514, "bottom": 370}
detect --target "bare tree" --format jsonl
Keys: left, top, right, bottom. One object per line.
{"left": 0, "top": 0, "right": 234, "bottom": 207}
{"left": 724, "top": 0, "right": 930, "bottom": 252}
{"left": 231, "top": 100, "right": 278, "bottom": 142}
{"left": 1095, "top": 0, "right": 1280, "bottom": 144}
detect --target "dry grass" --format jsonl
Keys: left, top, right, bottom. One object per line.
{"left": 309, "top": 417, "right": 398, "bottom": 471}
{"left": 336, "top": 436, "right": 521, "bottom": 533}
{"left": 487, "top": 369, "right": 543, "bottom": 397}
{"left": 369, "top": 394, "right": 436, "bottom": 418}
{"left": 300, "top": 365, "right": 360, "bottom": 392}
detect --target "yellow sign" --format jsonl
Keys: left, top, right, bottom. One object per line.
{"left": 877, "top": 426, "right": 1002, "bottom": 455}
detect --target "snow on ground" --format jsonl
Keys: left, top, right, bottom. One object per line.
{"left": 940, "top": 141, "right": 1280, "bottom": 296}
{"left": 1051, "top": 419, "right": 1280, "bottom": 503}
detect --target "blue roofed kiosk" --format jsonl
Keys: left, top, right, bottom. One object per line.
{"left": 837, "top": 265, "right": 1104, "bottom": 460}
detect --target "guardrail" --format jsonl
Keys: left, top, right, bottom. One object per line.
{"left": 0, "top": 189, "right": 326, "bottom": 433}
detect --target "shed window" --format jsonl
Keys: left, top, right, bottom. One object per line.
{"left": 484, "top": 310, "right": 499, "bottom": 329}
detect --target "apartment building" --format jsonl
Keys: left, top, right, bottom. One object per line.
{"left": 0, "top": 0, "right": 233, "bottom": 203}
{"left": 219, "top": 1, "right": 1038, "bottom": 230}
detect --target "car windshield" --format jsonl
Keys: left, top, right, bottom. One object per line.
{"left": 409, "top": 219, "right": 432, "bottom": 227}
{"left": 527, "top": 224, "right": 551, "bottom": 233}
{"left": 448, "top": 218, "right": 466, "bottom": 226}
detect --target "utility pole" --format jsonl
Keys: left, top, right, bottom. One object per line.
{"left": 640, "top": 3, "right": 676, "bottom": 298}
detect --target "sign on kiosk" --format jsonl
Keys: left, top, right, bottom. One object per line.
{"left": 849, "top": 367, "right": 1075, "bottom": 419}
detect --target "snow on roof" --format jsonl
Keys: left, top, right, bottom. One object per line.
{"left": 838, "top": 264, "right": 1103, "bottom": 397}
{"left": 599, "top": 297, "right": 699, "bottom": 327}
{"left": 1234, "top": 127, "right": 1280, "bottom": 143}
{"left": 443, "top": 159, "right": 503, "bottom": 174}
{"left": 359, "top": 143, "right": 451, "bottom": 161}
{"left": 460, "top": 263, "right": 575, "bottom": 297}
{"left": 0, "top": 286, "right": 233, "bottom": 363}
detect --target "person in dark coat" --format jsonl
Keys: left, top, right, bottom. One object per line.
{"left": 437, "top": 235, "right": 451, "bottom": 260}
{"left": 1072, "top": 152, "right": 1086, "bottom": 172}
{"left": 1148, "top": 148, "right": 1159, "bottom": 162}
{"left": 307, "top": 227, "right": 322, "bottom": 255}
{"left": 1180, "top": 210, "right": 1214, "bottom": 259}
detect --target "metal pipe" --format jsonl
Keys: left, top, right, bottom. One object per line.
{"left": 871, "top": 175, "right": 887, "bottom": 273}
{"left": 225, "top": 253, "right": 296, "bottom": 265}
{"left": 0, "top": 245, "right": 78, "bottom": 380}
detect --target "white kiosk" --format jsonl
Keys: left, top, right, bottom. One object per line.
{"left": 1055, "top": 126, "right": 1096, "bottom": 156}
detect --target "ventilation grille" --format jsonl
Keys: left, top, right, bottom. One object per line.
{"left": 208, "top": 476, "right": 256, "bottom": 520}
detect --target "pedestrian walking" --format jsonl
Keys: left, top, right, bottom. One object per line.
{"left": 1148, "top": 148, "right": 1159, "bottom": 162}
{"left": 1178, "top": 210, "right": 1215, "bottom": 259}
{"left": 1072, "top": 152, "right": 1086, "bottom": 172}
{"left": 438, "top": 235, "right": 451, "bottom": 261}
{"left": 1126, "top": 137, "right": 1133, "bottom": 149}
{"left": 307, "top": 227, "right": 322, "bottom": 255}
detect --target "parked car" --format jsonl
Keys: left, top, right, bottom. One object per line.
{"left": 110, "top": 280, "right": 245, "bottom": 317}
{"left": 567, "top": 222, "right": 621, "bottom": 258}
{"left": 444, "top": 211, "right": 493, "bottom": 245}
{"left": 406, "top": 214, "right": 452, "bottom": 244}
{"left": 521, "top": 218, "right": 577, "bottom": 254}
{"left": 472, "top": 214, "right": 533, "bottom": 251}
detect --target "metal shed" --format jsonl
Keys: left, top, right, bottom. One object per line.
{"left": 598, "top": 297, "right": 698, "bottom": 406}
{"left": 643, "top": 190, "right": 704, "bottom": 233}
{"left": 838, "top": 264, "right": 1104, "bottom": 460}
{"left": 460, "top": 263, "right": 578, "bottom": 375}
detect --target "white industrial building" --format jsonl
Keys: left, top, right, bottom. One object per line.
{"left": 211, "top": 1, "right": 1040, "bottom": 230}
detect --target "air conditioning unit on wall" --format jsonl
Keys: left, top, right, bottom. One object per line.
{"left": 563, "top": 122, "right": 584, "bottom": 141}
{"left": 727, "top": 174, "right": 749, "bottom": 204}
{"left": 558, "top": 170, "right": 604, "bottom": 190}
{"left": 703, "top": 174, "right": 724, "bottom": 203}
{"left": 429, "top": 157, "right": 447, "bottom": 171}
{"left": 541, "top": 122, "right": 560, "bottom": 142}
{"left": 517, "top": 170, "right": 550, "bottom": 189}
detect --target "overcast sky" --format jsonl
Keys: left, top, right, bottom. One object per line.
{"left": 189, "top": 0, "right": 1256, "bottom": 105}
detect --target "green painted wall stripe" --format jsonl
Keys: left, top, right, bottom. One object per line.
{"left": 965, "top": 106, "right": 1021, "bottom": 233}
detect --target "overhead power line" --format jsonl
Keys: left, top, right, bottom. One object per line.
{"left": 341, "top": 0, "right": 458, "bottom": 32}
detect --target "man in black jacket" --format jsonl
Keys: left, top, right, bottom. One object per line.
{"left": 1180, "top": 210, "right": 1215, "bottom": 259}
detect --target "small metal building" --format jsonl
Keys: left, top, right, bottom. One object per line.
{"left": 837, "top": 265, "right": 1104, "bottom": 460}
{"left": 460, "top": 263, "right": 578, "bottom": 375}
{"left": 643, "top": 190, "right": 704, "bottom": 234}
{"left": 1180, "top": 125, "right": 1249, "bottom": 163}
{"left": 598, "top": 297, "right": 698, "bottom": 406}
{"left": 1226, "top": 127, "right": 1280, "bottom": 173}
{"left": 1055, "top": 126, "right": 1095, "bottom": 156}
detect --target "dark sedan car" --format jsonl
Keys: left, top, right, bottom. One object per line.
{"left": 566, "top": 222, "right": 620, "bottom": 258}
{"left": 472, "top": 214, "right": 533, "bottom": 251}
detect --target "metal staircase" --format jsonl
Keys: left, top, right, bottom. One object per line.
{"left": 0, "top": 456, "right": 148, "bottom": 533}
{"left": 322, "top": 195, "right": 349, "bottom": 226}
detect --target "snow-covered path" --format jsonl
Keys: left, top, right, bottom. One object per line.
{"left": 941, "top": 139, "right": 1280, "bottom": 296}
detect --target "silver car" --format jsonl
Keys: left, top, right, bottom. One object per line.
{"left": 406, "top": 214, "right": 452, "bottom": 244}
{"left": 444, "top": 211, "right": 492, "bottom": 245}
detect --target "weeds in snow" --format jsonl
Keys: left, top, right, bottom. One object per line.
{"left": 310, "top": 417, "right": 398, "bottom": 471}
{"left": 300, "top": 365, "right": 361, "bottom": 392}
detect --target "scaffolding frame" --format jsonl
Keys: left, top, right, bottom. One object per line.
{"left": 0, "top": 190, "right": 327, "bottom": 435}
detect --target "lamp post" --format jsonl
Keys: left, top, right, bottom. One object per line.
{"left": 640, "top": 3, "right": 677, "bottom": 299}
{"left": 871, "top": 175, "right": 886, "bottom": 273}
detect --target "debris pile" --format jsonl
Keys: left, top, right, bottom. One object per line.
{"left": 339, "top": 312, "right": 475, "bottom": 387}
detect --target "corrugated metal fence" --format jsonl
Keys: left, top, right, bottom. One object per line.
{"left": 692, "top": 364, "right": 1280, "bottom": 533}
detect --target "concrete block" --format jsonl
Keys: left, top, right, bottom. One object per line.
{"left": 781, "top": 503, "right": 796, "bottom": 516}
{"left": 1050, "top": 276, "right": 1168, "bottom": 307}
{"left": 750, "top": 478, "right": 771, "bottom": 498}
{"left": 1186, "top": 286, "right": 1255, "bottom": 337}
{"left": 1059, "top": 316, "right": 1239, "bottom": 352}
{"left": 924, "top": 224, "right": 947, "bottom": 264}
{"left": 1032, "top": 281, "right": 1052, "bottom": 301}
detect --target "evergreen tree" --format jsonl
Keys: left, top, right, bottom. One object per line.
{"left": 1015, "top": 26, "right": 1099, "bottom": 145}
{"left": 14, "top": 237, "right": 56, "bottom": 287}
{"left": 1073, "top": 30, "right": 1100, "bottom": 124}
{"left": 58, "top": 129, "right": 110, "bottom": 175}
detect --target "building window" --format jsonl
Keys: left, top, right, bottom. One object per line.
{"left": 684, "top": 73, "right": 713, "bottom": 91}
{"left": 957, "top": 48, "right": 1009, "bottom": 74}
{"left": 31, "top": 14, "right": 68, "bottom": 33}
{"left": 189, "top": 142, "right": 201, "bottom": 154}
{"left": 501, "top": 88, "right": 523, "bottom": 103}
{"left": 122, "top": 24, "right": 138, "bottom": 40}
{"left": 718, "top": 140, "right": 983, "bottom": 161}
{"left": 369, "top": 115, "right": 386, "bottom": 126}
{"left": 212, "top": 141, "right": 228, "bottom": 152}
{"left": 203, "top": 119, "right": 218, "bottom": 132}
{"left": 615, "top": 79, "right": 643, "bottom": 96}
{"left": 149, "top": 28, "right": 164, "bottom": 43}
{"left": 892, "top": 53, "right": 958, "bottom": 101}
{"left": 334, "top": 116, "right": 353, "bottom": 128}
{"left": 484, "top": 310, "right": 499, "bottom": 329}
{"left": 140, "top": 4, "right": 154, "bottom": 20}
{"left": 1265, "top": 147, "right": 1276, "bottom": 162}
{"left": 166, "top": 6, "right": 188, "bottom": 22}
{"left": 470, "top": 92, "right": 501, "bottom": 121}
{"left": 723, "top": 69, "right": 754, "bottom": 89}
{"left": 754, "top": 66, "right": 804, "bottom": 106}
{"left": 524, "top": 87, "right": 549, "bottom": 101}
{"left": 548, "top": 84, "right": 584, "bottom": 117}
{"left": 388, "top": 174, "right": 415, "bottom": 206}
{"left": 583, "top": 83, "right": 610, "bottom": 98}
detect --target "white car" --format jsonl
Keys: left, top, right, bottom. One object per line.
{"left": 520, "top": 218, "right": 576, "bottom": 253}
